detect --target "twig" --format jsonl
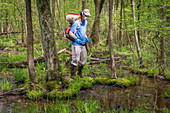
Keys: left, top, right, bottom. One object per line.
{"left": 34, "top": 47, "right": 42, "bottom": 57}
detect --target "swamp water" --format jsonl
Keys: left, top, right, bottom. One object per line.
{"left": 0, "top": 75, "right": 169, "bottom": 113}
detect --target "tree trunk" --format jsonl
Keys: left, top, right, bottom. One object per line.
{"left": 21, "top": 19, "right": 24, "bottom": 43}
{"left": 114, "top": 0, "right": 119, "bottom": 43}
{"left": 56, "top": 0, "right": 62, "bottom": 37}
{"left": 119, "top": 0, "right": 123, "bottom": 46}
{"left": 25, "top": 0, "right": 37, "bottom": 83}
{"left": 159, "top": 0, "right": 166, "bottom": 76}
{"left": 132, "top": 0, "right": 142, "bottom": 65}
{"left": 105, "top": 1, "right": 109, "bottom": 45}
{"left": 124, "top": 0, "right": 134, "bottom": 53}
{"left": 137, "top": 0, "right": 141, "bottom": 44}
{"left": 52, "top": 0, "right": 55, "bottom": 28}
{"left": 1, "top": 0, "right": 3, "bottom": 33}
{"left": 109, "top": 0, "right": 117, "bottom": 79}
{"left": 90, "top": 0, "right": 105, "bottom": 46}
{"left": 6, "top": 10, "right": 10, "bottom": 38}
{"left": 36, "top": 0, "right": 61, "bottom": 81}
{"left": 82, "top": 0, "right": 85, "bottom": 10}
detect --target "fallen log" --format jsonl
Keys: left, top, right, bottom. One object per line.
{"left": 0, "top": 57, "right": 44, "bottom": 68}
{"left": 0, "top": 49, "right": 71, "bottom": 68}
{"left": 90, "top": 57, "right": 121, "bottom": 61}
{"left": 57, "top": 49, "right": 72, "bottom": 55}
{"left": 0, "top": 88, "right": 26, "bottom": 96}
{"left": 87, "top": 57, "right": 123, "bottom": 65}
{"left": 0, "top": 32, "right": 25, "bottom": 36}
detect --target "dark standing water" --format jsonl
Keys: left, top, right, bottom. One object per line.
{"left": 80, "top": 75, "right": 169, "bottom": 112}
{"left": 0, "top": 75, "right": 169, "bottom": 112}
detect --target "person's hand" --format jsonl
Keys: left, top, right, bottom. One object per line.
{"left": 85, "top": 37, "right": 90, "bottom": 43}
{"left": 75, "top": 38, "right": 80, "bottom": 44}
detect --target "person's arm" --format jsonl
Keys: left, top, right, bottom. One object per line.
{"left": 69, "top": 21, "right": 80, "bottom": 44}
{"left": 69, "top": 31, "right": 77, "bottom": 39}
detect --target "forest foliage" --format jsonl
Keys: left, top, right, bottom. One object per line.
{"left": 0, "top": 0, "right": 169, "bottom": 84}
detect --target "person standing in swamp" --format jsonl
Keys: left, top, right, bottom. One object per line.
{"left": 69, "top": 9, "right": 91, "bottom": 77}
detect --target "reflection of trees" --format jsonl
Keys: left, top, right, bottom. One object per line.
{"left": 156, "top": 85, "right": 165, "bottom": 112}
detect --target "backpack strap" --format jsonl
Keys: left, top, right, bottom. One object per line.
{"left": 74, "top": 22, "right": 80, "bottom": 35}
{"left": 85, "top": 20, "right": 87, "bottom": 27}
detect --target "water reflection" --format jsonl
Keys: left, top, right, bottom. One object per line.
{"left": 78, "top": 76, "right": 169, "bottom": 111}
{"left": 0, "top": 75, "right": 169, "bottom": 112}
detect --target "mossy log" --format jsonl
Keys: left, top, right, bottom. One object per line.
{"left": 46, "top": 77, "right": 134, "bottom": 99}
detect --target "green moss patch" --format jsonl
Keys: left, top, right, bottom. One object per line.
{"left": 81, "top": 77, "right": 94, "bottom": 89}
{"left": 116, "top": 78, "right": 131, "bottom": 87}
{"left": 95, "top": 77, "right": 109, "bottom": 85}
{"left": 106, "top": 79, "right": 117, "bottom": 85}
{"left": 46, "top": 80, "right": 62, "bottom": 91}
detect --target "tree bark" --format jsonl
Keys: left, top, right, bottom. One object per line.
{"left": 36, "top": 0, "right": 61, "bottom": 81}
{"left": 114, "top": 0, "right": 119, "bottom": 43}
{"left": 82, "top": 0, "right": 85, "bottom": 10}
{"left": 109, "top": 0, "right": 117, "bottom": 79}
{"left": 137, "top": 0, "right": 141, "bottom": 44}
{"left": 119, "top": 0, "right": 123, "bottom": 46}
{"left": 25, "top": 0, "right": 37, "bottom": 83}
{"left": 132, "top": 0, "right": 142, "bottom": 65}
{"left": 52, "top": 0, "right": 55, "bottom": 28}
{"left": 6, "top": 10, "right": 10, "bottom": 38}
{"left": 159, "top": 0, "right": 166, "bottom": 76}
{"left": 90, "top": 0, "right": 105, "bottom": 46}
{"left": 1, "top": 0, "right": 3, "bottom": 33}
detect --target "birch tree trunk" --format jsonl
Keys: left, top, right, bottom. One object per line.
{"left": 25, "top": 0, "right": 37, "bottom": 83}
{"left": 132, "top": 0, "right": 142, "bottom": 65}
{"left": 36, "top": 0, "right": 61, "bottom": 81}
{"left": 109, "top": 0, "right": 117, "bottom": 79}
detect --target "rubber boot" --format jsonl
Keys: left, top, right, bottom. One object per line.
{"left": 71, "top": 64, "right": 77, "bottom": 78}
{"left": 77, "top": 65, "right": 84, "bottom": 77}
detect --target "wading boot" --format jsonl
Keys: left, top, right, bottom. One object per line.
{"left": 70, "top": 64, "right": 77, "bottom": 79}
{"left": 77, "top": 65, "right": 84, "bottom": 77}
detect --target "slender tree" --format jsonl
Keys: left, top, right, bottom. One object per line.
{"left": 137, "top": 0, "right": 141, "bottom": 44}
{"left": 6, "top": 9, "right": 10, "bottom": 38}
{"left": 36, "top": 0, "right": 61, "bottom": 81}
{"left": 1, "top": 0, "right": 3, "bottom": 34}
{"left": 109, "top": 0, "right": 117, "bottom": 79}
{"left": 132, "top": 0, "right": 142, "bottom": 65}
{"left": 25, "top": 0, "right": 37, "bottom": 83}
{"left": 114, "top": 0, "right": 119, "bottom": 43}
{"left": 82, "top": 0, "right": 85, "bottom": 10}
{"left": 119, "top": 0, "right": 123, "bottom": 46}
{"left": 159, "top": 0, "right": 166, "bottom": 76}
